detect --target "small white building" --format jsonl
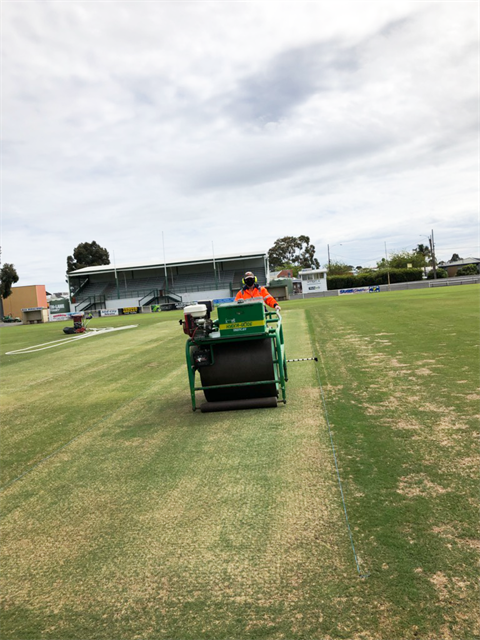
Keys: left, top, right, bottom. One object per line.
{"left": 298, "top": 268, "right": 328, "bottom": 294}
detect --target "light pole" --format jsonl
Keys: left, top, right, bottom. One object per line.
{"left": 327, "top": 243, "right": 342, "bottom": 270}
{"left": 384, "top": 242, "right": 391, "bottom": 290}
{"left": 429, "top": 230, "right": 437, "bottom": 280}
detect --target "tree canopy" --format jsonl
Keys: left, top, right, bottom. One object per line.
{"left": 449, "top": 253, "right": 463, "bottom": 263}
{"left": 268, "top": 235, "right": 320, "bottom": 271}
{"left": 325, "top": 261, "right": 352, "bottom": 275}
{"left": 0, "top": 263, "right": 19, "bottom": 299}
{"left": 67, "top": 241, "right": 110, "bottom": 272}
{"left": 377, "top": 250, "right": 427, "bottom": 270}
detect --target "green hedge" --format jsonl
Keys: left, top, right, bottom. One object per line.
{"left": 456, "top": 264, "right": 479, "bottom": 276}
{"left": 327, "top": 268, "right": 424, "bottom": 290}
{"left": 427, "top": 268, "right": 448, "bottom": 279}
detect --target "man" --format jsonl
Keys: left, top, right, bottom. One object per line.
{"left": 235, "top": 271, "right": 281, "bottom": 311}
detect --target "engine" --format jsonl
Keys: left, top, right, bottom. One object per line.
{"left": 180, "top": 303, "right": 214, "bottom": 340}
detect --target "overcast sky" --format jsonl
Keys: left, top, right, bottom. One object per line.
{"left": 2, "top": 1, "right": 478, "bottom": 291}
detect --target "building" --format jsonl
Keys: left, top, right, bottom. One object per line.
{"left": 1, "top": 285, "right": 48, "bottom": 321}
{"left": 440, "top": 258, "right": 480, "bottom": 278}
{"left": 270, "top": 269, "right": 294, "bottom": 279}
{"left": 67, "top": 251, "right": 269, "bottom": 313}
{"left": 298, "top": 268, "right": 328, "bottom": 295}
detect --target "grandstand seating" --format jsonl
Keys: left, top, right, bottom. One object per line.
{"left": 75, "top": 265, "right": 267, "bottom": 306}
{"left": 74, "top": 281, "right": 108, "bottom": 299}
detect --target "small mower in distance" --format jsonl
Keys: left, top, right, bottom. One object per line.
{"left": 63, "top": 312, "right": 92, "bottom": 335}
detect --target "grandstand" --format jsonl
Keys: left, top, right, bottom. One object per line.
{"left": 68, "top": 252, "right": 269, "bottom": 312}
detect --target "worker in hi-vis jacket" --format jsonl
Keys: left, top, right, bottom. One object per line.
{"left": 235, "top": 271, "right": 281, "bottom": 311}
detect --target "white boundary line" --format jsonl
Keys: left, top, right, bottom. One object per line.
{"left": 5, "top": 325, "right": 138, "bottom": 355}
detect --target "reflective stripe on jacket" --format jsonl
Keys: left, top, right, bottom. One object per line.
{"left": 235, "top": 284, "right": 278, "bottom": 308}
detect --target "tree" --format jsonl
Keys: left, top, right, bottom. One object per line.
{"left": 449, "top": 253, "right": 462, "bottom": 262}
{"left": 268, "top": 235, "right": 320, "bottom": 270}
{"left": 377, "top": 250, "right": 426, "bottom": 270}
{"left": 414, "top": 243, "right": 431, "bottom": 261}
{"left": 67, "top": 241, "right": 110, "bottom": 272}
{"left": 0, "top": 263, "right": 19, "bottom": 319}
{"left": 413, "top": 244, "right": 432, "bottom": 275}
{"left": 324, "top": 261, "right": 352, "bottom": 275}
{"left": 0, "top": 263, "right": 19, "bottom": 299}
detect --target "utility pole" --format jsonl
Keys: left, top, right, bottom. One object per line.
{"left": 327, "top": 243, "right": 342, "bottom": 270}
{"left": 212, "top": 241, "right": 218, "bottom": 289}
{"left": 162, "top": 232, "right": 168, "bottom": 297}
{"left": 113, "top": 250, "right": 120, "bottom": 299}
{"left": 384, "top": 242, "right": 391, "bottom": 290}
{"left": 429, "top": 229, "right": 437, "bottom": 280}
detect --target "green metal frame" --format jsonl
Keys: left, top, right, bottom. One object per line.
{"left": 185, "top": 310, "right": 287, "bottom": 411}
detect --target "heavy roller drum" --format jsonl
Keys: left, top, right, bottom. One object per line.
{"left": 198, "top": 338, "right": 278, "bottom": 403}
{"left": 181, "top": 299, "right": 287, "bottom": 412}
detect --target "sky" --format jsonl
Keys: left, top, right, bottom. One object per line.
{"left": 1, "top": 1, "right": 479, "bottom": 292}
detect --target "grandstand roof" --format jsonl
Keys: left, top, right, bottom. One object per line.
{"left": 67, "top": 251, "right": 267, "bottom": 276}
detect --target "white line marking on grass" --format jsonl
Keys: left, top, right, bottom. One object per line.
{"left": 5, "top": 326, "right": 138, "bottom": 355}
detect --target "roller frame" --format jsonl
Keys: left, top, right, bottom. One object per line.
{"left": 185, "top": 310, "right": 287, "bottom": 411}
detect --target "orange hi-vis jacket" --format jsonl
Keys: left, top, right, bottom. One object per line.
{"left": 235, "top": 284, "right": 278, "bottom": 308}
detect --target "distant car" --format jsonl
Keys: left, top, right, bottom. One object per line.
{"left": 2, "top": 315, "right": 21, "bottom": 323}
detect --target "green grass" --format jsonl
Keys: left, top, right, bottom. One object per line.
{"left": 1, "top": 287, "right": 478, "bottom": 639}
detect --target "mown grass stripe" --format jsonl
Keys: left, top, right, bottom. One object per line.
{"left": 306, "top": 308, "right": 370, "bottom": 579}
{"left": 0, "top": 368, "right": 182, "bottom": 496}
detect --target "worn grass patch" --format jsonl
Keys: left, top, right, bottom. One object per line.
{"left": 1, "top": 286, "right": 478, "bottom": 639}
{"left": 304, "top": 285, "right": 479, "bottom": 640}
{"left": 1, "top": 309, "right": 351, "bottom": 639}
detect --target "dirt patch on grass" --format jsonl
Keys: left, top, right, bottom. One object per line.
{"left": 415, "top": 368, "right": 433, "bottom": 376}
{"left": 397, "top": 473, "right": 450, "bottom": 497}
{"left": 429, "top": 572, "right": 449, "bottom": 599}
{"left": 390, "top": 358, "right": 409, "bottom": 368}
{"left": 391, "top": 419, "right": 422, "bottom": 430}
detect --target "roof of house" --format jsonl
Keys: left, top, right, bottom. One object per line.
{"left": 441, "top": 257, "right": 480, "bottom": 268}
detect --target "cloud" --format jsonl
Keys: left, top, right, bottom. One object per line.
{"left": 1, "top": 1, "right": 478, "bottom": 290}
{"left": 221, "top": 39, "right": 360, "bottom": 125}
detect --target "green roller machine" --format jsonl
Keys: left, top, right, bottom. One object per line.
{"left": 180, "top": 299, "right": 288, "bottom": 412}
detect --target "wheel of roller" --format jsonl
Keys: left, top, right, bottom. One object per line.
{"left": 199, "top": 338, "right": 277, "bottom": 402}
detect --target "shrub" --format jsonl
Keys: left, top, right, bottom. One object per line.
{"left": 327, "top": 268, "right": 424, "bottom": 290}
{"left": 456, "top": 264, "right": 479, "bottom": 276}
{"left": 427, "top": 268, "right": 448, "bottom": 279}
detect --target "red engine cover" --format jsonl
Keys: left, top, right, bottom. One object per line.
{"left": 183, "top": 313, "right": 196, "bottom": 337}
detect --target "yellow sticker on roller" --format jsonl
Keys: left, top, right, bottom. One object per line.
{"left": 219, "top": 320, "right": 266, "bottom": 330}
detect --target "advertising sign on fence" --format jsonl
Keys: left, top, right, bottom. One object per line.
{"left": 122, "top": 307, "right": 138, "bottom": 315}
{"left": 339, "top": 286, "right": 380, "bottom": 296}
{"left": 49, "top": 298, "right": 70, "bottom": 314}
{"left": 100, "top": 309, "right": 119, "bottom": 317}
{"left": 49, "top": 313, "right": 71, "bottom": 322}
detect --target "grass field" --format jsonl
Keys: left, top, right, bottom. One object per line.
{"left": 1, "top": 286, "right": 478, "bottom": 640}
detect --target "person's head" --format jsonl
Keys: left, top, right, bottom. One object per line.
{"left": 243, "top": 271, "right": 257, "bottom": 287}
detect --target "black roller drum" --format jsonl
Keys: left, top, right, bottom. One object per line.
{"left": 199, "top": 338, "right": 277, "bottom": 402}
